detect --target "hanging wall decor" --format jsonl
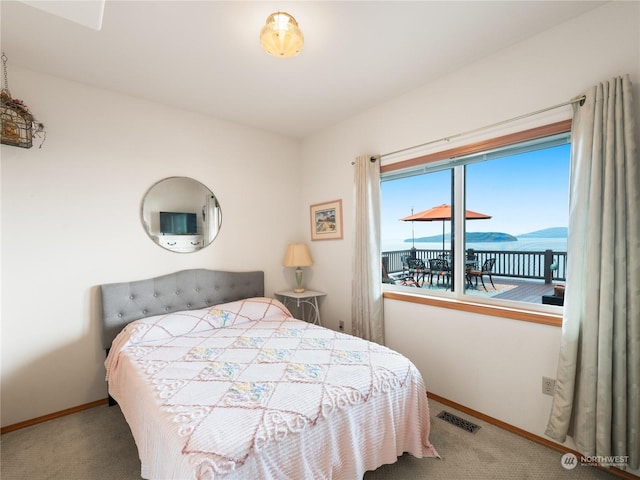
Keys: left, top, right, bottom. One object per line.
{"left": 1, "top": 52, "right": 45, "bottom": 149}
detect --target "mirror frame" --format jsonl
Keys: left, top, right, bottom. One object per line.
{"left": 141, "top": 176, "right": 221, "bottom": 253}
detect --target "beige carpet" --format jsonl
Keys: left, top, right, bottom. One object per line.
{"left": 0, "top": 399, "right": 621, "bottom": 480}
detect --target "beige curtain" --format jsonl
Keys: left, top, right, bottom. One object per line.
{"left": 352, "top": 155, "right": 384, "bottom": 343}
{"left": 545, "top": 75, "right": 640, "bottom": 470}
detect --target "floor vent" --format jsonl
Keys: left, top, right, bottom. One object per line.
{"left": 436, "top": 411, "right": 481, "bottom": 434}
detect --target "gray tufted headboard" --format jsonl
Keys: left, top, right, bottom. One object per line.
{"left": 100, "top": 269, "right": 264, "bottom": 349}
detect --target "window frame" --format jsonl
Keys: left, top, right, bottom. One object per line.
{"left": 380, "top": 120, "right": 571, "bottom": 326}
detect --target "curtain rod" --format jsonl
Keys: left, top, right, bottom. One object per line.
{"left": 378, "top": 95, "right": 586, "bottom": 160}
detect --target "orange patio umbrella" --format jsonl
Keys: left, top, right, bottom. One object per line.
{"left": 400, "top": 203, "right": 492, "bottom": 252}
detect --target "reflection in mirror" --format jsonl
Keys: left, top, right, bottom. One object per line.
{"left": 141, "top": 176, "right": 221, "bottom": 253}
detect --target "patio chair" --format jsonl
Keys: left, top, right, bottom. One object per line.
{"left": 401, "top": 255, "right": 428, "bottom": 287}
{"left": 464, "top": 251, "right": 478, "bottom": 287}
{"left": 382, "top": 261, "right": 396, "bottom": 284}
{"left": 467, "top": 258, "right": 496, "bottom": 291}
{"left": 466, "top": 251, "right": 478, "bottom": 268}
{"left": 381, "top": 258, "right": 418, "bottom": 286}
{"left": 428, "top": 258, "right": 450, "bottom": 287}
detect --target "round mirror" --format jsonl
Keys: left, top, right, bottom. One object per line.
{"left": 141, "top": 177, "right": 221, "bottom": 253}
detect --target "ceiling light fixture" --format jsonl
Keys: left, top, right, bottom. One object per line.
{"left": 260, "top": 12, "right": 304, "bottom": 58}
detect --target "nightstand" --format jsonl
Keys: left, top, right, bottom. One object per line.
{"left": 274, "top": 290, "right": 326, "bottom": 326}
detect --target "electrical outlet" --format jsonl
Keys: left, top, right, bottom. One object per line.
{"left": 339, "top": 321, "right": 344, "bottom": 331}
{"left": 542, "top": 376, "right": 556, "bottom": 396}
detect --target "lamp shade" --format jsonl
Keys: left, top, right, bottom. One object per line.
{"left": 260, "top": 12, "right": 304, "bottom": 58}
{"left": 283, "top": 243, "right": 313, "bottom": 267}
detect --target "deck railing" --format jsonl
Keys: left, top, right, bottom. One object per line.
{"left": 382, "top": 248, "right": 567, "bottom": 283}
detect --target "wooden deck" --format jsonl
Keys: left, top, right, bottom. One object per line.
{"left": 486, "top": 276, "right": 558, "bottom": 304}
{"left": 390, "top": 274, "right": 560, "bottom": 304}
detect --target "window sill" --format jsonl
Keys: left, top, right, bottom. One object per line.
{"left": 383, "top": 290, "right": 562, "bottom": 327}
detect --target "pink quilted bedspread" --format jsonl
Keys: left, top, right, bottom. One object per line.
{"left": 105, "top": 297, "right": 438, "bottom": 479}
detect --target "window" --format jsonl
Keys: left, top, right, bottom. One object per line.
{"left": 380, "top": 121, "right": 570, "bottom": 310}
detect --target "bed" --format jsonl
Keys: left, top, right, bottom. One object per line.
{"left": 101, "top": 269, "right": 438, "bottom": 479}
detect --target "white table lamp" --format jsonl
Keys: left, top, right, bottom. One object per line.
{"left": 283, "top": 243, "right": 313, "bottom": 293}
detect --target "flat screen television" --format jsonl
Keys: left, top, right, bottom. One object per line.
{"left": 159, "top": 211, "right": 198, "bottom": 235}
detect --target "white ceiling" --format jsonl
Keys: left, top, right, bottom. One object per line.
{"left": 1, "top": 1, "right": 605, "bottom": 139}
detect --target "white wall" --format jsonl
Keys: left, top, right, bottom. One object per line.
{"left": 0, "top": 67, "right": 303, "bottom": 426}
{"left": 301, "top": 0, "right": 640, "bottom": 457}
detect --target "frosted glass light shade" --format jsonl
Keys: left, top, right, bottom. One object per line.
{"left": 260, "top": 12, "right": 304, "bottom": 58}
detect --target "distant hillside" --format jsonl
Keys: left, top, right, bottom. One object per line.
{"left": 518, "top": 227, "right": 568, "bottom": 238}
{"left": 406, "top": 232, "right": 517, "bottom": 243}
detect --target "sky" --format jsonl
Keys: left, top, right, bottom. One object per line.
{"left": 380, "top": 143, "right": 571, "bottom": 243}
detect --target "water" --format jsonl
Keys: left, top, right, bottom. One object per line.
{"left": 382, "top": 237, "right": 568, "bottom": 253}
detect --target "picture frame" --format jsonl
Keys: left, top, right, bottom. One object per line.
{"left": 310, "top": 199, "right": 343, "bottom": 241}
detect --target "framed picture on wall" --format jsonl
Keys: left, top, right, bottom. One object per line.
{"left": 310, "top": 199, "right": 343, "bottom": 241}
